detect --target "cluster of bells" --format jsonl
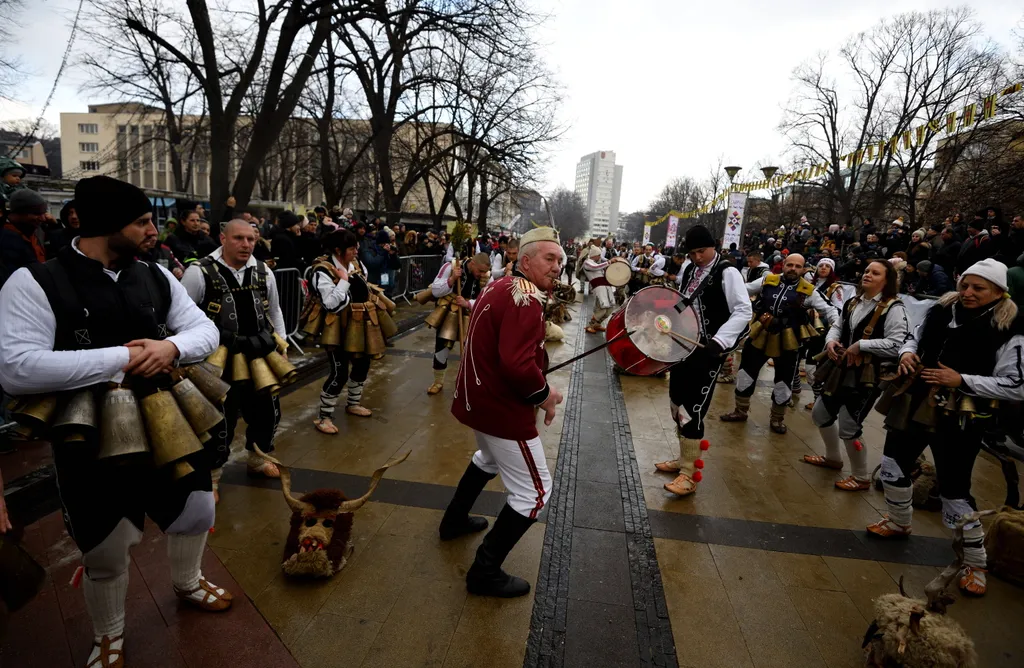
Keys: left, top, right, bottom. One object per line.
{"left": 874, "top": 360, "right": 987, "bottom": 428}
{"left": 747, "top": 312, "right": 823, "bottom": 358}
{"left": 7, "top": 333, "right": 299, "bottom": 482}
{"left": 300, "top": 286, "right": 397, "bottom": 357}
{"left": 422, "top": 293, "right": 471, "bottom": 342}
{"left": 204, "top": 332, "right": 297, "bottom": 396}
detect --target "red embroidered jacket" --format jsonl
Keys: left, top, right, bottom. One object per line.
{"left": 451, "top": 273, "right": 550, "bottom": 440}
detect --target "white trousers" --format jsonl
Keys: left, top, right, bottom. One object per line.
{"left": 471, "top": 431, "right": 552, "bottom": 519}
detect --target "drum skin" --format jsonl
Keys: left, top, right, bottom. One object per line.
{"left": 605, "top": 261, "right": 632, "bottom": 287}
{"left": 606, "top": 286, "right": 698, "bottom": 376}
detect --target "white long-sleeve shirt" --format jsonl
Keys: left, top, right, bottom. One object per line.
{"left": 825, "top": 292, "right": 908, "bottom": 358}
{"left": 311, "top": 255, "right": 364, "bottom": 313}
{"left": 430, "top": 260, "right": 478, "bottom": 309}
{"left": 180, "top": 247, "right": 287, "bottom": 336}
{"left": 0, "top": 243, "right": 219, "bottom": 396}
{"left": 899, "top": 306, "right": 1024, "bottom": 402}
{"left": 745, "top": 275, "right": 840, "bottom": 328}
{"left": 677, "top": 257, "right": 753, "bottom": 350}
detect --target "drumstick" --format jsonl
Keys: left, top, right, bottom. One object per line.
{"left": 663, "top": 329, "right": 705, "bottom": 349}
{"left": 544, "top": 328, "right": 634, "bottom": 376}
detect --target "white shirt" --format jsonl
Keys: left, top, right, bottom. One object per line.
{"left": 180, "top": 247, "right": 287, "bottom": 336}
{"left": 430, "top": 259, "right": 478, "bottom": 309}
{"left": 677, "top": 257, "right": 752, "bottom": 350}
{"left": 0, "top": 239, "right": 219, "bottom": 395}
{"left": 825, "top": 292, "right": 908, "bottom": 358}
{"left": 583, "top": 256, "right": 610, "bottom": 281}
{"left": 311, "top": 255, "right": 363, "bottom": 313}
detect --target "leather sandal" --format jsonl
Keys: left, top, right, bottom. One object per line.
{"left": 803, "top": 455, "right": 844, "bottom": 470}
{"left": 958, "top": 566, "right": 987, "bottom": 596}
{"left": 313, "top": 417, "right": 339, "bottom": 435}
{"left": 866, "top": 517, "right": 912, "bottom": 539}
{"left": 87, "top": 635, "right": 124, "bottom": 668}
{"left": 585, "top": 325, "right": 599, "bottom": 334}
{"left": 174, "top": 578, "right": 234, "bottom": 612}
{"left": 247, "top": 460, "right": 280, "bottom": 478}
{"left": 346, "top": 405, "right": 372, "bottom": 417}
{"left": 664, "top": 473, "right": 697, "bottom": 497}
{"left": 835, "top": 476, "right": 870, "bottom": 491}
{"left": 804, "top": 401, "right": 816, "bottom": 410}
{"left": 426, "top": 383, "right": 444, "bottom": 396}
{"left": 654, "top": 460, "right": 681, "bottom": 473}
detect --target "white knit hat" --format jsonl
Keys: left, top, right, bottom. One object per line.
{"left": 817, "top": 258, "right": 835, "bottom": 273}
{"left": 588, "top": 245, "right": 601, "bottom": 258}
{"left": 961, "top": 258, "right": 1008, "bottom": 291}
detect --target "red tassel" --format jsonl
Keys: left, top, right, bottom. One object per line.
{"left": 700, "top": 440, "right": 710, "bottom": 451}
{"left": 694, "top": 459, "right": 705, "bottom": 469}
{"left": 70, "top": 565, "right": 84, "bottom": 589}
{"left": 854, "top": 440, "right": 863, "bottom": 452}
{"left": 209, "top": 527, "right": 216, "bottom": 534}
{"left": 692, "top": 470, "right": 703, "bottom": 482}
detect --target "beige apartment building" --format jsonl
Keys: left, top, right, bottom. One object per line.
{"left": 58, "top": 103, "right": 509, "bottom": 226}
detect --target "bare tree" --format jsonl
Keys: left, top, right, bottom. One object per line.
{"left": 0, "top": 0, "right": 24, "bottom": 98}
{"left": 546, "top": 187, "right": 587, "bottom": 241}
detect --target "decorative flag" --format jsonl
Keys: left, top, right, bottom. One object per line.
{"left": 666, "top": 216, "right": 679, "bottom": 248}
{"left": 963, "top": 103, "right": 976, "bottom": 127}
{"left": 722, "top": 192, "right": 748, "bottom": 251}
{"left": 982, "top": 94, "right": 997, "bottom": 119}
{"left": 915, "top": 126, "right": 926, "bottom": 145}
{"left": 902, "top": 131, "right": 912, "bottom": 149}
{"left": 946, "top": 112, "right": 957, "bottom": 133}
{"left": 642, "top": 223, "right": 651, "bottom": 245}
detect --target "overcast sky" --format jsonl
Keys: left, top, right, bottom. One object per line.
{"left": 1, "top": 1, "right": 1020, "bottom": 212}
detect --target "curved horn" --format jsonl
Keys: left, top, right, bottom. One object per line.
{"left": 252, "top": 445, "right": 310, "bottom": 514}
{"left": 339, "top": 450, "right": 411, "bottom": 512}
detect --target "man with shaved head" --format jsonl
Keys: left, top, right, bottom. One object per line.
{"left": 721, "top": 252, "right": 839, "bottom": 434}
{"left": 182, "top": 218, "right": 288, "bottom": 501}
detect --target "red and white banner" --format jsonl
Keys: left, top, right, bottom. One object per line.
{"left": 722, "top": 192, "right": 748, "bottom": 250}
{"left": 666, "top": 215, "right": 679, "bottom": 249}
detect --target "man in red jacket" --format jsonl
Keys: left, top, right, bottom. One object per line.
{"left": 438, "top": 226, "right": 564, "bottom": 597}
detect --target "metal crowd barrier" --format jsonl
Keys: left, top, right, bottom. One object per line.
{"left": 273, "top": 267, "right": 305, "bottom": 354}
{"left": 392, "top": 254, "right": 446, "bottom": 304}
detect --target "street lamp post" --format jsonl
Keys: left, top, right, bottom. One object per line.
{"left": 761, "top": 166, "right": 779, "bottom": 231}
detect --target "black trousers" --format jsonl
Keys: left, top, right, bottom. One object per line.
{"left": 433, "top": 332, "right": 455, "bottom": 370}
{"left": 219, "top": 381, "right": 281, "bottom": 457}
{"left": 322, "top": 348, "right": 371, "bottom": 397}
{"left": 53, "top": 446, "right": 211, "bottom": 554}
{"left": 881, "top": 423, "right": 983, "bottom": 504}
{"left": 735, "top": 341, "right": 799, "bottom": 406}
{"left": 812, "top": 385, "right": 882, "bottom": 440}
{"left": 669, "top": 348, "right": 726, "bottom": 440}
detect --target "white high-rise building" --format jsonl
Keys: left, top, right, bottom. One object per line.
{"left": 574, "top": 150, "right": 622, "bottom": 238}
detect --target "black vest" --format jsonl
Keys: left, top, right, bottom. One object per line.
{"left": 312, "top": 259, "right": 370, "bottom": 307}
{"left": 196, "top": 256, "right": 270, "bottom": 336}
{"left": 27, "top": 246, "right": 170, "bottom": 351}
{"left": 680, "top": 257, "right": 738, "bottom": 346}
{"left": 918, "top": 301, "right": 1015, "bottom": 377}
{"left": 837, "top": 296, "right": 897, "bottom": 348}
{"left": 459, "top": 259, "right": 484, "bottom": 301}
{"left": 747, "top": 264, "right": 767, "bottom": 283}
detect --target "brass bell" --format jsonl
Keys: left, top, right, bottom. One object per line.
{"left": 860, "top": 358, "right": 877, "bottom": 388}
{"left": 911, "top": 393, "right": 938, "bottom": 426}
{"left": 812, "top": 312, "right": 825, "bottom": 332}
{"left": 800, "top": 324, "right": 820, "bottom": 340}
{"left": 51, "top": 389, "right": 98, "bottom": 439}
{"left": 764, "top": 333, "right": 782, "bottom": 358}
{"left": 378, "top": 294, "right": 397, "bottom": 314}
{"left": 377, "top": 309, "right": 399, "bottom": 339}
{"left": 425, "top": 303, "right": 448, "bottom": 329}
{"left": 344, "top": 314, "right": 366, "bottom": 353}
{"left": 11, "top": 394, "right": 59, "bottom": 430}
{"left": 414, "top": 288, "right": 435, "bottom": 305}
{"left": 463, "top": 315, "right": 471, "bottom": 336}
{"left": 232, "top": 353, "right": 251, "bottom": 383}
{"left": 781, "top": 328, "right": 800, "bottom": 352}
{"left": 959, "top": 395, "right": 977, "bottom": 416}
{"left": 438, "top": 309, "right": 461, "bottom": 342}
{"left": 265, "top": 350, "right": 299, "bottom": 383}
{"left": 302, "top": 305, "right": 325, "bottom": 336}
{"left": 140, "top": 390, "right": 204, "bottom": 467}
{"left": 250, "top": 357, "right": 281, "bottom": 396}
{"left": 824, "top": 365, "right": 843, "bottom": 396}
{"left": 747, "top": 319, "right": 764, "bottom": 341}
{"left": 272, "top": 333, "right": 290, "bottom": 356}
{"left": 170, "top": 377, "right": 224, "bottom": 435}
{"left": 206, "top": 345, "right": 229, "bottom": 372}
{"left": 172, "top": 461, "right": 195, "bottom": 480}
{"left": 365, "top": 320, "right": 386, "bottom": 357}
{"left": 184, "top": 364, "right": 231, "bottom": 405}
{"left": 98, "top": 387, "right": 150, "bottom": 459}
{"left": 321, "top": 313, "right": 343, "bottom": 347}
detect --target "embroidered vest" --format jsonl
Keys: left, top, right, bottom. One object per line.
{"left": 197, "top": 256, "right": 270, "bottom": 336}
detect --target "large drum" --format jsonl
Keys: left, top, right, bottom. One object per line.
{"left": 605, "top": 260, "right": 632, "bottom": 287}
{"left": 606, "top": 285, "right": 700, "bottom": 376}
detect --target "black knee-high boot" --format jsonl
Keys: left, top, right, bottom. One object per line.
{"left": 439, "top": 462, "right": 496, "bottom": 541}
{"left": 466, "top": 503, "right": 535, "bottom": 598}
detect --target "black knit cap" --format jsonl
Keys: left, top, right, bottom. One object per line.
{"left": 75, "top": 175, "right": 153, "bottom": 238}
{"left": 683, "top": 225, "right": 716, "bottom": 251}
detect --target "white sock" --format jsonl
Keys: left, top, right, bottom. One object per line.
{"left": 83, "top": 570, "right": 128, "bottom": 642}
{"left": 167, "top": 533, "right": 207, "bottom": 592}
{"left": 346, "top": 380, "right": 365, "bottom": 406}
{"left": 843, "top": 438, "right": 869, "bottom": 481}
{"left": 962, "top": 524, "right": 987, "bottom": 569}
{"left": 818, "top": 424, "right": 842, "bottom": 463}
{"left": 882, "top": 482, "right": 914, "bottom": 526}
{"left": 319, "top": 390, "right": 339, "bottom": 418}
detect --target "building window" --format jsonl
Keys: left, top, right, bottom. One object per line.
{"left": 80, "top": 160, "right": 100, "bottom": 171}
{"left": 117, "top": 125, "right": 126, "bottom": 134}
{"left": 16, "top": 148, "right": 30, "bottom": 160}
{"left": 130, "top": 159, "right": 140, "bottom": 170}
{"left": 79, "top": 142, "right": 99, "bottom": 153}
{"left": 157, "top": 161, "right": 166, "bottom": 172}
{"left": 78, "top": 123, "right": 99, "bottom": 134}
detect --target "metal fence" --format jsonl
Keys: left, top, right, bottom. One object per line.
{"left": 273, "top": 267, "right": 305, "bottom": 353}
{"left": 392, "top": 254, "right": 447, "bottom": 304}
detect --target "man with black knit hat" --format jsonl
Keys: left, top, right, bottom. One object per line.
{"left": 0, "top": 188, "right": 49, "bottom": 287}
{"left": 0, "top": 175, "right": 229, "bottom": 668}
{"left": 655, "top": 225, "right": 751, "bottom": 497}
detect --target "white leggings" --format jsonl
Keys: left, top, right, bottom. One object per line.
{"left": 471, "top": 431, "right": 552, "bottom": 519}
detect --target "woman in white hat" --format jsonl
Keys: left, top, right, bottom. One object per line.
{"left": 868, "top": 258, "right": 1024, "bottom": 597}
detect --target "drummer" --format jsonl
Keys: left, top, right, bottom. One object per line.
{"left": 582, "top": 246, "right": 627, "bottom": 333}
{"left": 656, "top": 225, "right": 752, "bottom": 497}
